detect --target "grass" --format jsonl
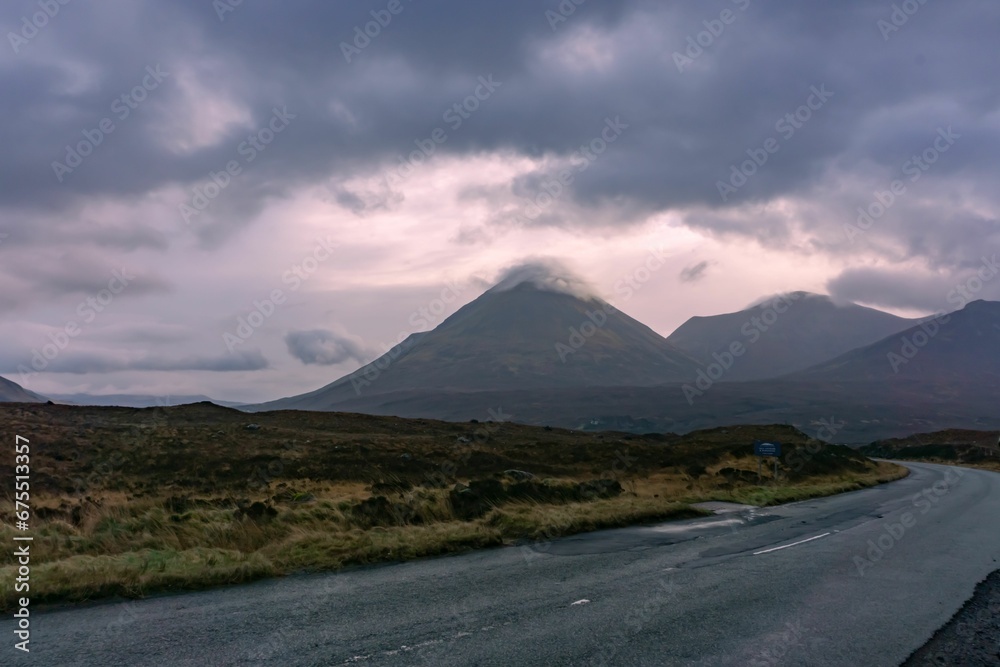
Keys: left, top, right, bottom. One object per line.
{"left": 705, "top": 462, "right": 907, "bottom": 506}
{"left": 860, "top": 429, "right": 1000, "bottom": 474}
{"left": 0, "top": 403, "right": 908, "bottom": 609}
{"left": 0, "top": 463, "right": 905, "bottom": 609}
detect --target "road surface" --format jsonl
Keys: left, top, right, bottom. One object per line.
{"left": 5, "top": 461, "right": 1000, "bottom": 666}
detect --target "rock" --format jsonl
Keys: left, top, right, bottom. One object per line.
{"left": 575, "top": 479, "right": 623, "bottom": 500}
{"left": 502, "top": 469, "right": 535, "bottom": 482}
{"left": 449, "top": 478, "right": 507, "bottom": 519}
{"left": 236, "top": 501, "right": 277, "bottom": 522}
{"left": 245, "top": 424, "right": 261, "bottom": 431}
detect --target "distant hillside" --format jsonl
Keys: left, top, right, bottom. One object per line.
{"left": 249, "top": 290, "right": 1000, "bottom": 442}
{"left": 666, "top": 292, "right": 917, "bottom": 381}
{"left": 861, "top": 428, "right": 1000, "bottom": 471}
{"left": 0, "top": 375, "right": 45, "bottom": 403}
{"left": 252, "top": 278, "right": 700, "bottom": 412}
{"left": 48, "top": 393, "right": 245, "bottom": 409}
{"left": 787, "top": 300, "right": 1000, "bottom": 384}
{"left": 277, "top": 378, "right": 1000, "bottom": 443}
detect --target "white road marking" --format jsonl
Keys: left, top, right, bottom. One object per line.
{"left": 753, "top": 532, "right": 831, "bottom": 555}
{"left": 571, "top": 599, "right": 590, "bottom": 606}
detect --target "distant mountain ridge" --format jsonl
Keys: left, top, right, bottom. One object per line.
{"left": 247, "top": 272, "right": 1000, "bottom": 441}
{"left": 47, "top": 393, "right": 246, "bottom": 408}
{"left": 0, "top": 376, "right": 45, "bottom": 403}
{"left": 786, "top": 299, "right": 1000, "bottom": 384}
{"left": 666, "top": 291, "right": 918, "bottom": 381}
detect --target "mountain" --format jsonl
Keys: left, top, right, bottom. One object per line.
{"left": 666, "top": 292, "right": 917, "bottom": 381}
{"left": 46, "top": 393, "right": 246, "bottom": 408}
{"left": 249, "top": 281, "right": 1000, "bottom": 442}
{"left": 0, "top": 375, "right": 46, "bottom": 403}
{"left": 786, "top": 299, "right": 1000, "bottom": 384}
{"left": 252, "top": 274, "right": 701, "bottom": 412}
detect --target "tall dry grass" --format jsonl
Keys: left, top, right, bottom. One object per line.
{"left": 0, "top": 462, "right": 906, "bottom": 608}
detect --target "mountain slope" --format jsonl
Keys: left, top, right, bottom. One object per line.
{"left": 0, "top": 375, "right": 45, "bottom": 403}
{"left": 253, "top": 279, "right": 701, "bottom": 411}
{"left": 666, "top": 292, "right": 917, "bottom": 381}
{"left": 247, "top": 294, "right": 1000, "bottom": 441}
{"left": 787, "top": 299, "right": 1000, "bottom": 384}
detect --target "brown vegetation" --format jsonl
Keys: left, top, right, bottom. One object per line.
{"left": 0, "top": 402, "right": 905, "bottom": 608}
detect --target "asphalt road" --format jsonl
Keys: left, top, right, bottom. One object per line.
{"left": 6, "top": 461, "right": 1000, "bottom": 667}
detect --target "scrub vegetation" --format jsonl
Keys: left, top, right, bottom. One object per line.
{"left": 0, "top": 403, "right": 905, "bottom": 608}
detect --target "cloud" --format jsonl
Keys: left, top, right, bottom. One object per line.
{"left": 0, "top": 349, "right": 268, "bottom": 375}
{"left": 0, "top": 252, "right": 170, "bottom": 313}
{"left": 679, "top": 260, "right": 710, "bottom": 283}
{"left": 1, "top": 1, "right": 993, "bottom": 266}
{"left": 284, "top": 328, "right": 372, "bottom": 366}
{"left": 489, "top": 258, "right": 597, "bottom": 299}
{"left": 2, "top": 0, "right": 998, "bottom": 399}
{"left": 826, "top": 267, "right": 958, "bottom": 312}
{"left": 142, "top": 350, "right": 269, "bottom": 372}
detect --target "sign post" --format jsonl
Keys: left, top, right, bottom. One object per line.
{"left": 753, "top": 440, "right": 782, "bottom": 482}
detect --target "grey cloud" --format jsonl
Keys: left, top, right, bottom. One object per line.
{"left": 142, "top": 349, "right": 269, "bottom": 372}
{"left": 68, "top": 222, "right": 169, "bottom": 252}
{"left": 679, "top": 261, "right": 710, "bottom": 283}
{"left": 326, "top": 179, "right": 404, "bottom": 216}
{"left": 98, "top": 323, "right": 193, "bottom": 345}
{"left": 0, "top": 349, "right": 268, "bottom": 375}
{"left": 1, "top": 0, "right": 999, "bottom": 386}
{"left": 491, "top": 258, "right": 596, "bottom": 299}
{"left": 285, "top": 329, "right": 371, "bottom": 366}
{"left": 826, "top": 266, "right": 1000, "bottom": 312}
{"left": 1, "top": 0, "right": 997, "bottom": 271}
{"left": 0, "top": 216, "right": 167, "bottom": 252}
{"left": 0, "top": 252, "right": 170, "bottom": 312}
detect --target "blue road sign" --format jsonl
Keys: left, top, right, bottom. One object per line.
{"left": 754, "top": 441, "right": 781, "bottom": 457}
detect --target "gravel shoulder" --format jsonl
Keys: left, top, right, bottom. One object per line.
{"left": 903, "top": 569, "right": 1000, "bottom": 666}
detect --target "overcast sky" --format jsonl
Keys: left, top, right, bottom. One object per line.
{"left": 1, "top": 0, "right": 997, "bottom": 402}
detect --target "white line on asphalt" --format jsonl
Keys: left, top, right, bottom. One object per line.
{"left": 753, "top": 532, "right": 831, "bottom": 555}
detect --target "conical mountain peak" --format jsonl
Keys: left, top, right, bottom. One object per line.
{"left": 252, "top": 264, "right": 701, "bottom": 411}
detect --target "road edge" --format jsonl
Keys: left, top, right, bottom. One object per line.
{"left": 901, "top": 567, "right": 1000, "bottom": 665}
